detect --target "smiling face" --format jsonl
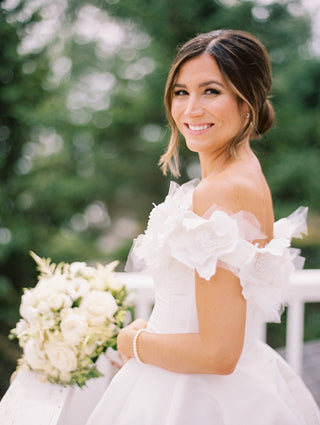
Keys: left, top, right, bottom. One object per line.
{"left": 171, "top": 53, "right": 248, "bottom": 156}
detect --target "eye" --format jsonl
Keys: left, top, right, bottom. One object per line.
{"left": 204, "top": 88, "right": 220, "bottom": 95}
{"left": 173, "top": 89, "right": 188, "bottom": 96}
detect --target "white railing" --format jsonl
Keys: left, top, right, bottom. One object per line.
{"left": 1, "top": 269, "right": 319, "bottom": 425}
{"left": 285, "top": 269, "right": 320, "bottom": 375}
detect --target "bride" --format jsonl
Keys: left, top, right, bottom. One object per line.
{"left": 85, "top": 29, "right": 320, "bottom": 424}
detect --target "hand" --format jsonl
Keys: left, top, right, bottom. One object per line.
{"left": 105, "top": 347, "right": 124, "bottom": 370}
{"left": 117, "top": 319, "right": 147, "bottom": 364}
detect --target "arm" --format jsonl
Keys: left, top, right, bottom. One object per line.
{"left": 117, "top": 267, "right": 246, "bottom": 375}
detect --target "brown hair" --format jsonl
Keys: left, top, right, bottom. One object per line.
{"left": 159, "top": 29, "right": 275, "bottom": 176}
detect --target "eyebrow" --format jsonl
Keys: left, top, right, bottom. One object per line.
{"left": 174, "top": 80, "right": 225, "bottom": 89}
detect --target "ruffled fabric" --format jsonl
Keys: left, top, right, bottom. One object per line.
{"left": 126, "top": 179, "right": 308, "bottom": 323}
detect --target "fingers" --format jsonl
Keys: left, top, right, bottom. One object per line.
{"left": 111, "top": 360, "right": 123, "bottom": 370}
{"left": 120, "top": 354, "right": 130, "bottom": 364}
{"left": 129, "top": 318, "right": 147, "bottom": 330}
{"left": 116, "top": 319, "right": 148, "bottom": 362}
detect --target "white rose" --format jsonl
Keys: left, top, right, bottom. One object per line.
{"left": 100, "top": 270, "right": 123, "bottom": 291}
{"left": 89, "top": 264, "right": 121, "bottom": 291}
{"left": 15, "top": 319, "right": 29, "bottom": 337}
{"left": 78, "top": 265, "right": 96, "bottom": 279}
{"left": 99, "top": 262, "right": 123, "bottom": 291}
{"left": 67, "top": 277, "right": 90, "bottom": 301}
{"left": 80, "top": 290, "right": 118, "bottom": 326}
{"left": 37, "top": 275, "right": 69, "bottom": 293}
{"left": 89, "top": 275, "right": 107, "bottom": 291}
{"left": 20, "top": 291, "right": 39, "bottom": 323}
{"left": 24, "top": 338, "right": 47, "bottom": 370}
{"left": 61, "top": 309, "right": 88, "bottom": 344}
{"left": 48, "top": 292, "right": 72, "bottom": 311}
{"left": 106, "top": 274, "right": 123, "bottom": 291}
{"left": 38, "top": 313, "right": 57, "bottom": 330}
{"left": 45, "top": 340, "right": 78, "bottom": 373}
{"left": 69, "top": 262, "right": 87, "bottom": 275}
{"left": 34, "top": 277, "right": 51, "bottom": 292}
{"left": 37, "top": 300, "right": 51, "bottom": 314}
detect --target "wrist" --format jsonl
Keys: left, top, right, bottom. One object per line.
{"left": 117, "top": 327, "right": 136, "bottom": 359}
{"left": 133, "top": 328, "right": 149, "bottom": 364}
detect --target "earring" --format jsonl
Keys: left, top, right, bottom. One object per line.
{"left": 246, "top": 112, "right": 250, "bottom": 119}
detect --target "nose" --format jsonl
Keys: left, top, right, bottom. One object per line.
{"left": 184, "top": 95, "right": 204, "bottom": 117}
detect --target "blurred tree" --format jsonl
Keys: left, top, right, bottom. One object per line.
{"left": 0, "top": 0, "right": 320, "bottom": 397}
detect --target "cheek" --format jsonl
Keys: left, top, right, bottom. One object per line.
{"left": 170, "top": 102, "right": 181, "bottom": 126}
{"left": 212, "top": 95, "right": 241, "bottom": 119}
{"left": 214, "top": 98, "right": 235, "bottom": 115}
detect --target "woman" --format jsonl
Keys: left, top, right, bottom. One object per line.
{"left": 86, "top": 29, "right": 320, "bottom": 425}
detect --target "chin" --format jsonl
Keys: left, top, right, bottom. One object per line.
{"left": 185, "top": 139, "right": 204, "bottom": 152}
{"left": 185, "top": 140, "right": 215, "bottom": 154}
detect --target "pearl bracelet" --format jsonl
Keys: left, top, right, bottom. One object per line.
{"left": 133, "top": 328, "right": 148, "bottom": 364}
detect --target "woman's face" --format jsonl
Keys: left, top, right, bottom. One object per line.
{"left": 171, "top": 53, "right": 248, "bottom": 155}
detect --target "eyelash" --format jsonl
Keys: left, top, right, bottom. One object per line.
{"left": 204, "top": 88, "right": 220, "bottom": 95}
{"left": 173, "top": 88, "right": 221, "bottom": 96}
{"left": 173, "top": 89, "right": 188, "bottom": 96}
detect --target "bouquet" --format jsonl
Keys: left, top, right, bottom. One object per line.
{"left": 9, "top": 252, "right": 128, "bottom": 387}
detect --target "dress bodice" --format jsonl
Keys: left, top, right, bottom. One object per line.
{"left": 126, "top": 179, "right": 307, "bottom": 338}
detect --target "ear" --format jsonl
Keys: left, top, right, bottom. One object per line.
{"left": 242, "top": 102, "right": 250, "bottom": 119}
{"left": 237, "top": 99, "right": 250, "bottom": 119}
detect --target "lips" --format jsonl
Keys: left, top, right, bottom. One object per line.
{"left": 185, "top": 123, "right": 214, "bottom": 133}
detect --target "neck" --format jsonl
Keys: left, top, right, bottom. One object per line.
{"left": 199, "top": 139, "right": 252, "bottom": 179}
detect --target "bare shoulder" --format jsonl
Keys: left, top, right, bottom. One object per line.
{"left": 193, "top": 174, "right": 260, "bottom": 215}
{"left": 193, "top": 169, "right": 274, "bottom": 237}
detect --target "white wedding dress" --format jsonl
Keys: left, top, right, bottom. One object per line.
{"left": 86, "top": 179, "right": 320, "bottom": 425}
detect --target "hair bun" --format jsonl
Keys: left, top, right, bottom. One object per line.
{"left": 256, "top": 99, "right": 275, "bottom": 136}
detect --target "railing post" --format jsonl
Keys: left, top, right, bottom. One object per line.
{"left": 286, "top": 300, "right": 304, "bottom": 376}
{"left": 257, "top": 320, "right": 267, "bottom": 342}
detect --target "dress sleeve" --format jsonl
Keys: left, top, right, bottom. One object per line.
{"left": 167, "top": 207, "right": 308, "bottom": 323}
{"left": 167, "top": 209, "right": 251, "bottom": 280}
{"left": 125, "top": 178, "right": 307, "bottom": 323}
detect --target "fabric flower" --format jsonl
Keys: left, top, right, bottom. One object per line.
{"left": 126, "top": 179, "right": 198, "bottom": 272}
{"left": 238, "top": 239, "right": 293, "bottom": 322}
{"left": 169, "top": 210, "right": 240, "bottom": 280}
{"left": 126, "top": 179, "right": 307, "bottom": 324}
{"left": 274, "top": 206, "right": 308, "bottom": 240}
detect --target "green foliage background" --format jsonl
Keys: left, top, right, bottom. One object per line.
{"left": 0, "top": 0, "right": 319, "bottom": 397}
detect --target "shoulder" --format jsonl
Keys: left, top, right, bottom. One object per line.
{"left": 193, "top": 173, "right": 273, "bottom": 227}
{"left": 193, "top": 174, "right": 251, "bottom": 215}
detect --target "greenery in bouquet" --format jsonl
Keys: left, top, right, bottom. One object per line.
{"left": 9, "top": 252, "right": 129, "bottom": 387}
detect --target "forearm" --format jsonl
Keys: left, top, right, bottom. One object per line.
{"left": 131, "top": 330, "right": 240, "bottom": 375}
